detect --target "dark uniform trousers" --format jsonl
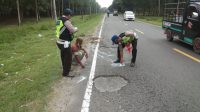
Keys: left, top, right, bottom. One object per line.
{"left": 57, "top": 43, "right": 72, "bottom": 76}
{"left": 117, "top": 39, "right": 138, "bottom": 63}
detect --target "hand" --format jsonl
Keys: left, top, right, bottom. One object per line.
{"left": 85, "top": 53, "right": 88, "bottom": 59}
{"left": 81, "top": 65, "right": 85, "bottom": 68}
{"left": 118, "top": 37, "right": 122, "bottom": 43}
{"left": 74, "top": 27, "right": 78, "bottom": 30}
{"left": 74, "top": 27, "right": 79, "bottom": 32}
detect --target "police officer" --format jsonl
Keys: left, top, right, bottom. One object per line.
{"left": 56, "top": 8, "right": 78, "bottom": 77}
{"left": 111, "top": 31, "right": 138, "bottom": 67}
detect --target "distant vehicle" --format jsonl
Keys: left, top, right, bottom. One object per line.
{"left": 113, "top": 10, "right": 118, "bottom": 16}
{"left": 124, "top": 11, "right": 135, "bottom": 21}
{"left": 162, "top": 0, "right": 200, "bottom": 53}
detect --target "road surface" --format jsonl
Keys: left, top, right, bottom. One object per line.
{"left": 50, "top": 15, "right": 200, "bottom": 112}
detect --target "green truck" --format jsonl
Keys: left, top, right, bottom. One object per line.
{"left": 162, "top": 0, "right": 200, "bottom": 53}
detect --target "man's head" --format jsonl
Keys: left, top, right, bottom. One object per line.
{"left": 76, "top": 38, "right": 83, "bottom": 47}
{"left": 63, "top": 8, "right": 73, "bottom": 18}
{"left": 111, "top": 35, "right": 119, "bottom": 44}
{"left": 76, "top": 38, "right": 83, "bottom": 44}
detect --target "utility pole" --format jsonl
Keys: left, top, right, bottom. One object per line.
{"left": 53, "top": 0, "right": 57, "bottom": 22}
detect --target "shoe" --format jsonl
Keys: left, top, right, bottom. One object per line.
{"left": 63, "top": 74, "right": 75, "bottom": 78}
{"left": 62, "top": 73, "right": 72, "bottom": 77}
{"left": 120, "top": 63, "right": 125, "bottom": 67}
{"left": 130, "top": 63, "right": 135, "bottom": 67}
{"left": 113, "top": 59, "right": 120, "bottom": 63}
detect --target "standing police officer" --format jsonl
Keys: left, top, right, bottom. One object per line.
{"left": 56, "top": 8, "right": 78, "bottom": 77}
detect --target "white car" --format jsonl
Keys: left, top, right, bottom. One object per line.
{"left": 124, "top": 11, "right": 135, "bottom": 21}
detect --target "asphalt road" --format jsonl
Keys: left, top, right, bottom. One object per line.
{"left": 61, "top": 15, "right": 200, "bottom": 112}
{"left": 86, "top": 15, "right": 200, "bottom": 112}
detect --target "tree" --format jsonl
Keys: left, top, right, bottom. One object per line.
{"left": 111, "top": 0, "right": 165, "bottom": 16}
{"left": 53, "top": 0, "right": 57, "bottom": 22}
{"left": 16, "top": 0, "right": 21, "bottom": 25}
{"left": 35, "top": 0, "right": 39, "bottom": 22}
{"left": 0, "top": 0, "right": 101, "bottom": 25}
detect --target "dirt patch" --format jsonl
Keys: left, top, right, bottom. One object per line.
{"left": 46, "top": 78, "right": 74, "bottom": 112}
{"left": 81, "top": 36, "right": 102, "bottom": 44}
{"left": 46, "top": 64, "right": 87, "bottom": 112}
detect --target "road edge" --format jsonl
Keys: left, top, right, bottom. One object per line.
{"left": 81, "top": 15, "right": 106, "bottom": 112}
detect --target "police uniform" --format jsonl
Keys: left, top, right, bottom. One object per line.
{"left": 112, "top": 31, "right": 138, "bottom": 66}
{"left": 56, "top": 9, "right": 78, "bottom": 76}
{"left": 118, "top": 32, "right": 138, "bottom": 64}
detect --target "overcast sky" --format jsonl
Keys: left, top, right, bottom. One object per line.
{"left": 96, "top": 0, "right": 113, "bottom": 8}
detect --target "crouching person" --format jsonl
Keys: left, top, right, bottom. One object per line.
{"left": 71, "top": 38, "right": 88, "bottom": 68}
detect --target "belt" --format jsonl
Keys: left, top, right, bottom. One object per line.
{"left": 56, "top": 39, "right": 70, "bottom": 44}
{"left": 57, "top": 39, "right": 71, "bottom": 48}
{"left": 56, "top": 40, "right": 65, "bottom": 44}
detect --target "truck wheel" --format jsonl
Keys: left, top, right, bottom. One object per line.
{"left": 193, "top": 37, "right": 200, "bottom": 54}
{"left": 166, "top": 30, "right": 173, "bottom": 41}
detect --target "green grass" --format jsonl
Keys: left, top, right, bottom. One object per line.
{"left": 0, "top": 14, "right": 102, "bottom": 112}
{"left": 136, "top": 16, "right": 162, "bottom": 26}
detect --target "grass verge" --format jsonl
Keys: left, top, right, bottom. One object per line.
{"left": 0, "top": 14, "right": 102, "bottom": 112}
{"left": 136, "top": 16, "right": 162, "bottom": 26}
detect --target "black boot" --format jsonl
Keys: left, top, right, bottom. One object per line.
{"left": 130, "top": 62, "right": 135, "bottom": 67}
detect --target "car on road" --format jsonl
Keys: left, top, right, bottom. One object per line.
{"left": 113, "top": 10, "right": 118, "bottom": 16}
{"left": 124, "top": 11, "right": 135, "bottom": 21}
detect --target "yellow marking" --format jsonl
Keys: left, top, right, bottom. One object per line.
{"left": 173, "top": 48, "right": 200, "bottom": 63}
{"left": 135, "top": 29, "right": 144, "bottom": 35}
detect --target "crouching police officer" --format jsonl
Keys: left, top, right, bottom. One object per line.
{"left": 56, "top": 8, "right": 78, "bottom": 77}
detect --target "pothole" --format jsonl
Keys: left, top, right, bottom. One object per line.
{"left": 94, "top": 76, "right": 128, "bottom": 92}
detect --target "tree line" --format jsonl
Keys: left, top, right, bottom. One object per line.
{"left": 0, "top": 0, "right": 101, "bottom": 25}
{"left": 110, "top": 0, "right": 165, "bottom": 16}
{"left": 110, "top": 0, "right": 192, "bottom": 16}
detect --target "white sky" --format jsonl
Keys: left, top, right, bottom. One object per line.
{"left": 96, "top": 0, "right": 113, "bottom": 8}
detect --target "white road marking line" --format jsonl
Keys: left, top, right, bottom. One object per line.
{"left": 98, "top": 53, "right": 105, "bottom": 58}
{"left": 81, "top": 15, "right": 106, "bottom": 112}
{"left": 77, "top": 76, "right": 87, "bottom": 84}
{"left": 134, "top": 28, "right": 144, "bottom": 35}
